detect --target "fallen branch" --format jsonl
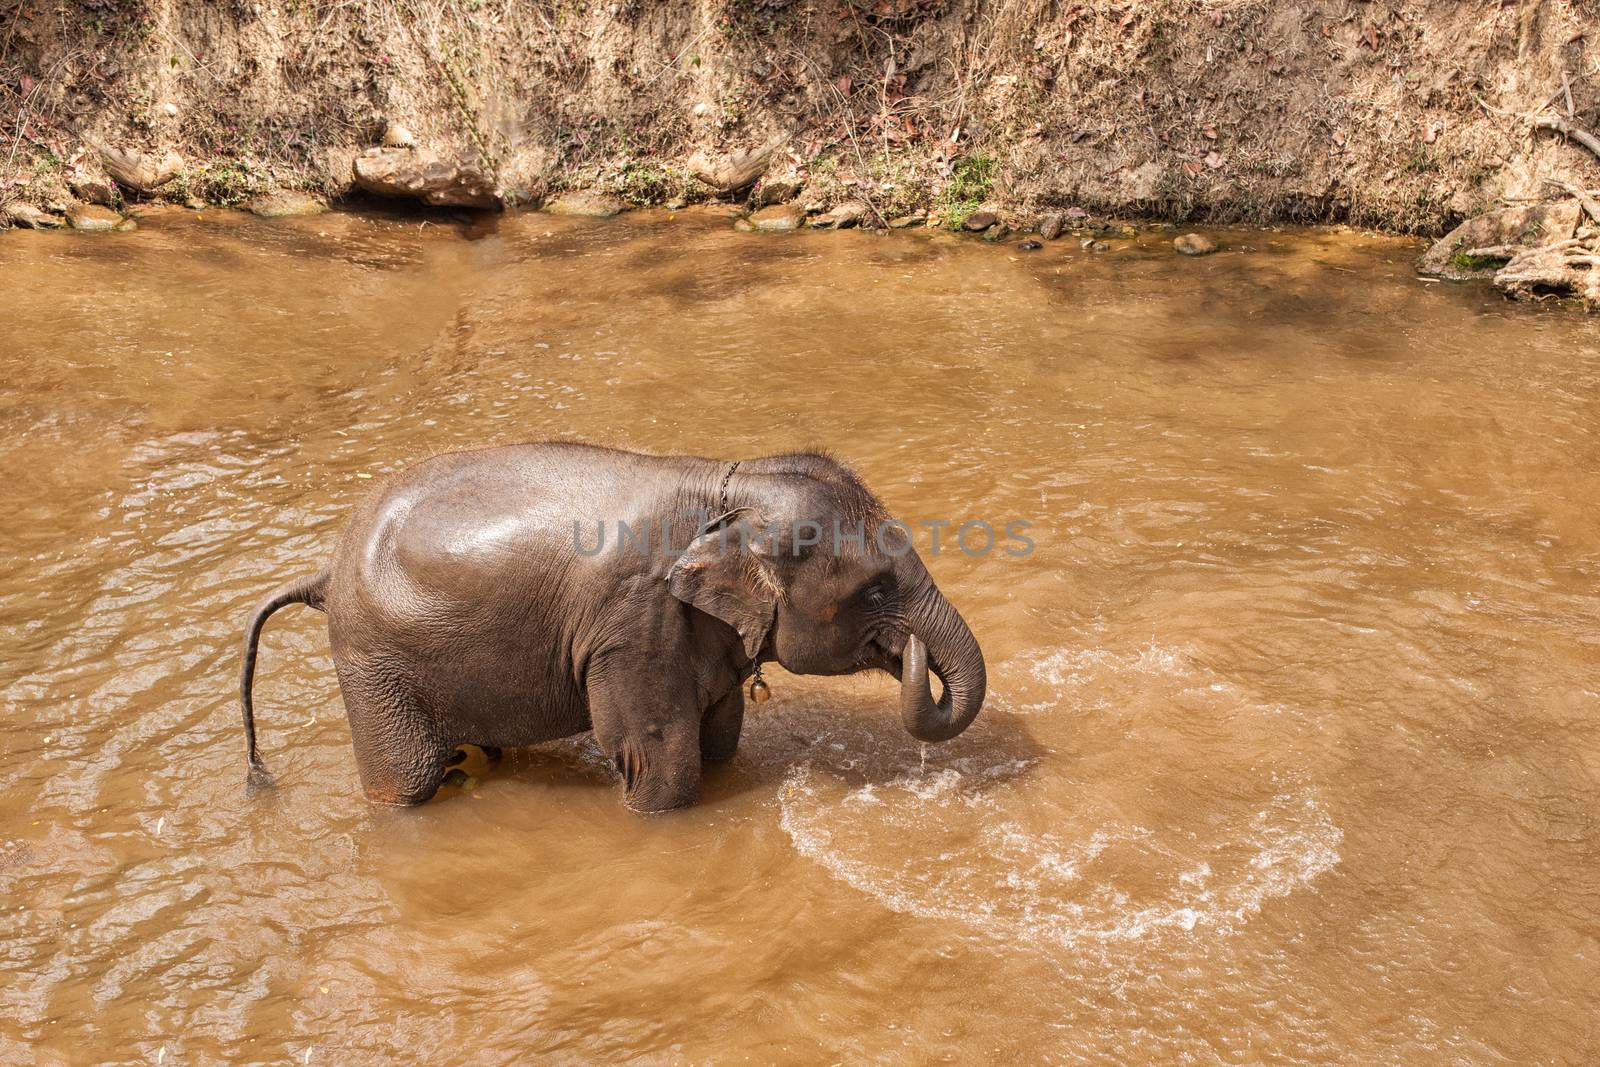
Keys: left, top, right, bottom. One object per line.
{"left": 1532, "top": 113, "right": 1600, "bottom": 161}
{"left": 1476, "top": 90, "right": 1600, "bottom": 162}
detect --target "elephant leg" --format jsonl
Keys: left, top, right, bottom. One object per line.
{"left": 587, "top": 668, "right": 701, "bottom": 814}
{"left": 700, "top": 685, "right": 744, "bottom": 764}
{"left": 337, "top": 666, "right": 452, "bottom": 806}
{"left": 351, "top": 723, "right": 452, "bottom": 806}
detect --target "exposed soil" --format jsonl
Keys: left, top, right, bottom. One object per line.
{"left": 2, "top": 1, "right": 1599, "bottom": 233}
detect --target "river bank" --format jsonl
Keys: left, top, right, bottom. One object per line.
{"left": 14, "top": 188, "right": 1600, "bottom": 312}
{"left": 4, "top": 1, "right": 1598, "bottom": 240}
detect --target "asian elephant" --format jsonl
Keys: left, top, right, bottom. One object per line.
{"left": 239, "top": 443, "right": 986, "bottom": 812}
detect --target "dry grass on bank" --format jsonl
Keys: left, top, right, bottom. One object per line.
{"left": 2, "top": 1, "right": 1599, "bottom": 233}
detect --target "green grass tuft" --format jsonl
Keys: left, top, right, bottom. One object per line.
{"left": 938, "top": 154, "right": 996, "bottom": 230}
{"left": 1450, "top": 250, "right": 1508, "bottom": 273}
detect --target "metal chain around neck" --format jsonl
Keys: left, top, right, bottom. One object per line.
{"left": 718, "top": 460, "right": 740, "bottom": 515}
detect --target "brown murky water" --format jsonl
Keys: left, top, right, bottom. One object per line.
{"left": 3, "top": 206, "right": 1599, "bottom": 1065}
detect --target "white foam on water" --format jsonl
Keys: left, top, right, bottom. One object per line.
{"left": 1030, "top": 642, "right": 1190, "bottom": 688}
{"left": 779, "top": 763, "right": 1342, "bottom": 954}
{"left": 994, "top": 641, "right": 1221, "bottom": 715}
{"left": 783, "top": 641, "right": 1343, "bottom": 958}
{"left": 844, "top": 784, "right": 882, "bottom": 806}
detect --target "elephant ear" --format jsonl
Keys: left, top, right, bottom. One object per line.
{"left": 667, "top": 507, "right": 777, "bottom": 660}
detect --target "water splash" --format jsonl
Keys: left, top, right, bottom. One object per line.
{"left": 779, "top": 763, "right": 1341, "bottom": 954}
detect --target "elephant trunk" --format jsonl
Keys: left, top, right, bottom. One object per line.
{"left": 899, "top": 584, "right": 986, "bottom": 743}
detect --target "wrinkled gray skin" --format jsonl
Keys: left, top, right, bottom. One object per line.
{"left": 241, "top": 443, "right": 986, "bottom": 812}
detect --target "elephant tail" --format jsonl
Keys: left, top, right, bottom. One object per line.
{"left": 240, "top": 568, "right": 330, "bottom": 795}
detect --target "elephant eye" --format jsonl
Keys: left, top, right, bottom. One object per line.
{"left": 862, "top": 583, "right": 888, "bottom": 608}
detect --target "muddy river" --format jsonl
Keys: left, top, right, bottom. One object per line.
{"left": 2, "top": 207, "right": 1598, "bottom": 1065}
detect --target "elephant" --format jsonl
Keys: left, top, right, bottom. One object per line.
{"left": 239, "top": 443, "right": 986, "bottom": 812}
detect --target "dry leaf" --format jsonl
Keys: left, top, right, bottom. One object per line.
{"left": 1362, "top": 24, "right": 1379, "bottom": 50}
{"left": 1183, "top": 160, "right": 1205, "bottom": 176}
{"left": 1202, "top": 124, "right": 1218, "bottom": 140}
{"left": 1211, "top": 11, "right": 1224, "bottom": 27}
{"left": 1204, "top": 151, "right": 1224, "bottom": 169}
{"left": 1321, "top": 24, "right": 1333, "bottom": 38}
{"left": 1422, "top": 122, "right": 1439, "bottom": 144}
{"left": 1332, "top": 129, "right": 1347, "bottom": 146}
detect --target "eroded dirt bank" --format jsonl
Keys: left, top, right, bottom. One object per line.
{"left": 2, "top": 1, "right": 1598, "bottom": 233}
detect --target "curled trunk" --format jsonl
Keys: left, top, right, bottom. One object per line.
{"left": 899, "top": 585, "right": 986, "bottom": 742}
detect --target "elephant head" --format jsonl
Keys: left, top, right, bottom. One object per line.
{"left": 667, "top": 454, "right": 986, "bottom": 742}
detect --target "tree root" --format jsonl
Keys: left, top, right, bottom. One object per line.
{"left": 1489, "top": 239, "right": 1600, "bottom": 306}
{"left": 1532, "top": 114, "right": 1600, "bottom": 162}
{"left": 1470, "top": 94, "right": 1600, "bottom": 306}
{"left": 1441, "top": 102, "right": 1600, "bottom": 305}
{"left": 1542, "top": 178, "right": 1600, "bottom": 225}
{"left": 1478, "top": 88, "right": 1600, "bottom": 162}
